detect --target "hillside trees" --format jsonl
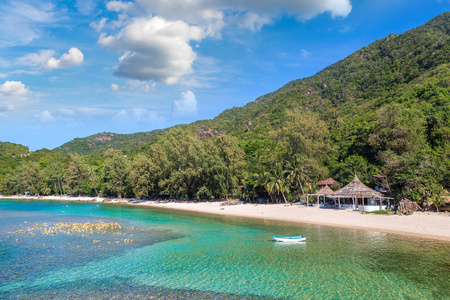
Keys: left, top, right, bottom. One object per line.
{"left": 130, "top": 154, "right": 157, "bottom": 198}
{"left": 102, "top": 149, "right": 130, "bottom": 198}
{"left": 67, "top": 154, "right": 90, "bottom": 195}
{"left": 272, "top": 110, "right": 331, "bottom": 187}
{"left": 156, "top": 129, "right": 245, "bottom": 200}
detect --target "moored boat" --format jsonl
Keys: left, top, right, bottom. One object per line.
{"left": 272, "top": 235, "right": 306, "bottom": 242}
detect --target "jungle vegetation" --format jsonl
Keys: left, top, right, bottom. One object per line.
{"left": 1, "top": 13, "right": 449, "bottom": 209}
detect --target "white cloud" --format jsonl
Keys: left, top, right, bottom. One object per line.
{"left": 143, "top": 83, "right": 157, "bottom": 93}
{"left": 0, "top": 0, "right": 58, "bottom": 47}
{"left": 35, "top": 110, "right": 55, "bottom": 123}
{"left": 0, "top": 103, "right": 14, "bottom": 113}
{"left": 172, "top": 90, "right": 198, "bottom": 117}
{"left": 75, "top": 107, "right": 112, "bottom": 117}
{"left": 301, "top": 49, "right": 311, "bottom": 58}
{"left": 16, "top": 48, "right": 84, "bottom": 71}
{"left": 42, "top": 48, "right": 84, "bottom": 71}
{"left": 125, "top": 0, "right": 352, "bottom": 28}
{"left": 90, "top": 18, "right": 107, "bottom": 32}
{"left": 100, "top": 16, "right": 204, "bottom": 84}
{"left": 0, "top": 81, "right": 32, "bottom": 114}
{"left": 55, "top": 108, "right": 75, "bottom": 116}
{"left": 99, "top": 0, "right": 351, "bottom": 85}
{"left": 0, "top": 81, "right": 30, "bottom": 96}
{"left": 114, "top": 107, "right": 165, "bottom": 123}
{"left": 111, "top": 83, "right": 120, "bottom": 91}
{"left": 106, "top": 1, "right": 135, "bottom": 12}
{"left": 76, "top": 0, "right": 97, "bottom": 15}
{"left": 17, "top": 49, "right": 56, "bottom": 66}
{"left": 235, "top": 12, "right": 272, "bottom": 32}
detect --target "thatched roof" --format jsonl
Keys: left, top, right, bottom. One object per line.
{"left": 317, "top": 178, "right": 338, "bottom": 187}
{"left": 317, "top": 185, "right": 334, "bottom": 195}
{"left": 332, "top": 175, "right": 383, "bottom": 198}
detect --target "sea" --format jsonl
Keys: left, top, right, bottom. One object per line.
{"left": 0, "top": 199, "right": 449, "bottom": 299}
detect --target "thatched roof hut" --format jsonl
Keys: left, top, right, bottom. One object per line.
{"left": 317, "top": 178, "right": 338, "bottom": 188}
{"left": 317, "top": 185, "right": 334, "bottom": 196}
{"left": 331, "top": 175, "right": 392, "bottom": 212}
{"left": 333, "top": 175, "right": 383, "bottom": 198}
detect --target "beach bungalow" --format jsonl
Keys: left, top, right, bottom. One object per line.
{"left": 331, "top": 175, "right": 392, "bottom": 212}
{"left": 306, "top": 185, "right": 335, "bottom": 208}
{"left": 316, "top": 178, "right": 339, "bottom": 190}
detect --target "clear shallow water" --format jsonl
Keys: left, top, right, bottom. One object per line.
{"left": 0, "top": 200, "right": 449, "bottom": 299}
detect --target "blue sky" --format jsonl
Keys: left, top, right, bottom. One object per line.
{"left": 0, "top": 0, "right": 448, "bottom": 151}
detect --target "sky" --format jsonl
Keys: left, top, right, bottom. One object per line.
{"left": 0, "top": 0, "right": 448, "bottom": 151}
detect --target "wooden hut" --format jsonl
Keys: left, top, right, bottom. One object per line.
{"left": 332, "top": 175, "right": 392, "bottom": 212}
{"left": 316, "top": 178, "right": 338, "bottom": 190}
{"left": 306, "top": 185, "right": 335, "bottom": 208}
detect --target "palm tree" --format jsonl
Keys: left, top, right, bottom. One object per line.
{"left": 254, "top": 170, "right": 272, "bottom": 203}
{"left": 87, "top": 166, "right": 100, "bottom": 197}
{"left": 286, "top": 160, "right": 306, "bottom": 196}
{"left": 266, "top": 165, "right": 290, "bottom": 203}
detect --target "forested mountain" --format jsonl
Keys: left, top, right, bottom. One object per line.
{"left": 1, "top": 13, "right": 449, "bottom": 208}
{"left": 53, "top": 129, "right": 175, "bottom": 155}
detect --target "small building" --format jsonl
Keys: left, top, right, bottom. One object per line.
{"left": 306, "top": 175, "right": 392, "bottom": 211}
{"left": 331, "top": 175, "right": 392, "bottom": 212}
{"left": 306, "top": 185, "right": 335, "bottom": 208}
{"left": 316, "top": 178, "right": 339, "bottom": 190}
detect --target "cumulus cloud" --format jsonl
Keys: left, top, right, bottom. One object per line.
{"left": 100, "top": 17, "right": 204, "bottom": 84}
{"left": 0, "top": 81, "right": 30, "bottom": 96}
{"left": 0, "top": 81, "right": 31, "bottom": 114}
{"left": 111, "top": 83, "right": 120, "bottom": 91}
{"left": 42, "top": 48, "right": 84, "bottom": 71}
{"left": 17, "top": 49, "right": 56, "bottom": 66}
{"left": 121, "top": 0, "right": 352, "bottom": 28}
{"left": 35, "top": 110, "right": 55, "bottom": 123}
{"left": 172, "top": 90, "right": 198, "bottom": 117}
{"left": 0, "top": 0, "right": 58, "bottom": 47}
{"left": 17, "top": 48, "right": 84, "bottom": 71}
{"left": 98, "top": 0, "right": 351, "bottom": 84}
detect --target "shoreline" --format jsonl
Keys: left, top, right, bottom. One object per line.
{"left": 2, "top": 195, "right": 449, "bottom": 242}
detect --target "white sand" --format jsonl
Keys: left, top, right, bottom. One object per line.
{"left": 134, "top": 201, "right": 450, "bottom": 242}
{"left": 2, "top": 196, "right": 449, "bottom": 241}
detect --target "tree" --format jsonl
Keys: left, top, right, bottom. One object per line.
{"left": 266, "top": 165, "right": 290, "bottom": 203}
{"left": 67, "top": 154, "right": 89, "bottom": 195}
{"left": 17, "top": 162, "right": 41, "bottom": 194}
{"left": 130, "top": 154, "right": 156, "bottom": 199}
{"left": 102, "top": 149, "right": 130, "bottom": 198}
{"left": 286, "top": 159, "right": 307, "bottom": 196}
{"left": 87, "top": 165, "right": 100, "bottom": 197}
{"left": 254, "top": 170, "right": 272, "bottom": 203}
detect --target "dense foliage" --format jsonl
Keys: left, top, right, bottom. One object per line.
{"left": 1, "top": 13, "right": 449, "bottom": 209}
{"left": 53, "top": 129, "right": 174, "bottom": 155}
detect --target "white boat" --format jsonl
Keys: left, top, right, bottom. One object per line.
{"left": 272, "top": 235, "right": 306, "bottom": 242}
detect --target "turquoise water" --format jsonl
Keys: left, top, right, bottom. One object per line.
{"left": 1, "top": 200, "right": 449, "bottom": 299}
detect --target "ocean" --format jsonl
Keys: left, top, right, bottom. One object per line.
{"left": 1, "top": 199, "right": 449, "bottom": 299}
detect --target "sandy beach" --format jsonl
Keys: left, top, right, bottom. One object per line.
{"left": 2, "top": 195, "right": 449, "bottom": 242}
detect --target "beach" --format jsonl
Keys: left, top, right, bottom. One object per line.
{"left": 1, "top": 195, "right": 449, "bottom": 242}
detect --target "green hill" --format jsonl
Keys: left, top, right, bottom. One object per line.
{"left": 53, "top": 129, "right": 174, "bottom": 155}
{"left": 207, "top": 12, "right": 449, "bottom": 135}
